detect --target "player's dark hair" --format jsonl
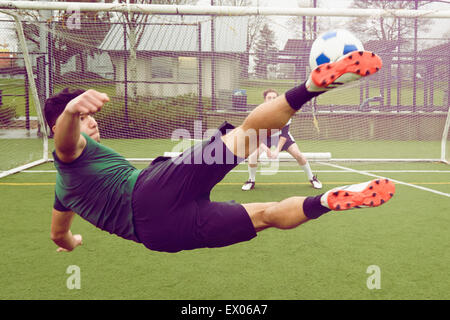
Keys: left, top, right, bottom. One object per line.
{"left": 44, "top": 88, "right": 85, "bottom": 130}
{"left": 263, "top": 88, "right": 279, "bottom": 99}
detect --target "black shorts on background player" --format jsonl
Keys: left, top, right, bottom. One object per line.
{"left": 263, "top": 123, "right": 296, "bottom": 152}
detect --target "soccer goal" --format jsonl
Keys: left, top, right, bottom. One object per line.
{"left": 0, "top": 1, "right": 449, "bottom": 178}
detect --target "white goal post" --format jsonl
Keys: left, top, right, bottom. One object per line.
{"left": 0, "top": 2, "right": 449, "bottom": 179}
{"left": 0, "top": 8, "right": 48, "bottom": 179}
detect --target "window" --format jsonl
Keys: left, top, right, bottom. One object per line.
{"left": 178, "top": 57, "right": 197, "bottom": 83}
{"left": 151, "top": 56, "right": 175, "bottom": 79}
{"left": 151, "top": 56, "right": 198, "bottom": 82}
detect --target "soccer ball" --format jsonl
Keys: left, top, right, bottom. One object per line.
{"left": 309, "top": 29, "right": 364, "bottom": 70}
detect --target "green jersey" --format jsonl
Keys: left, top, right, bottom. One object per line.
{"left": 53, "top": 133, "right": 142, "bottom": 242}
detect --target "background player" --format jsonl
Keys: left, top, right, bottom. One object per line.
{"left": 242, "top": 89, "right": 322, "bottom": 191}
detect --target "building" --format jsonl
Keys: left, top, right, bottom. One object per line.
{"left": 98, "top": 16, "right": 249, "bottom": 100}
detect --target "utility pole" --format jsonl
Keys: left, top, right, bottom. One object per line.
{"left": 211, "top": 0, "right": 216, "bottom": 110}
{"left": 38, "top": 0, "right": 53, "bottom": 137}
{"left": 413, "top": 0, "right": 418, "bottom": 112}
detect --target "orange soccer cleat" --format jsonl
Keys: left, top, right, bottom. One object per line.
{"left": 306, "top": 51, "right": 383, "bottom": 92}
{"left": 321, "top": 178, "right": 395, "bottom": 211}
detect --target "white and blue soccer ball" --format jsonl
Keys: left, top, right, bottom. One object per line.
{"left": 309, "top": 29, "right": 364, "bottom": 70}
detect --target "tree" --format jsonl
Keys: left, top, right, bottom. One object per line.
{"left": 215, "top": 0, "right": 266, "bottom": 52}
{"left": 18, "top": 11, "right": 40, "bottom": 52}
{"left": 10, "top": 1, "right": 112, "bottom": 81}
{"left": 286, "top": 0, "right": 323, "bottom": 40}
{"left": 116, "top": 0, "right": 199, "bottom": 99}
{"left": 52, "top": 2, "right": 112, "bottom": 80}
{"left": 348, "top": 0, "right": 434, "bottom": 42}
{"left": 214, "top": 0, "right": 268, "bottom": 78}
{"left": 254, "top": 23, "right": 278, "bottom": 79}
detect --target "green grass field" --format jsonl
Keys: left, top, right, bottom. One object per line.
{"left": 0, "top": 154, "right": 449, "bottom": 299}
{"left": 0, "top": 137, "right": 446, "bottom": 174}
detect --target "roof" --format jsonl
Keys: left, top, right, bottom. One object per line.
{"left": 279, "top": 39, "right": 403, "bottom": 57}
{"left": 279, "top": 39, "right": 314, "bottom": 56}
{"left": 363, "top": 40, "right": 400, "bottom": 54}
{"left": 420, "top": 41, "right": 450, "bottom": 55}
{"left": 99, "top": 16, "right": 248, "bottom": 53}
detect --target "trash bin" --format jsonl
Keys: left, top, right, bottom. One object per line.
{"left": 232, "top": 89, "right": 247, "bottom": 111}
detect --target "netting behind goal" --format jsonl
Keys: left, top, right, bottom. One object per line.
{"left": 0, "top": 3, "right": 449, "bottom": 178}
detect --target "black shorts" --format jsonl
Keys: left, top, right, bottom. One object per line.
{"left": 131, "top": 122, "right": 257, "bottom": 253}
{"left": 264, "top": 133, "right": 296, "bottom": 152}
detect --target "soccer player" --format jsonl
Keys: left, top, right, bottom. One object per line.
{"left": 242, "top": 88, "right": 322, "bottom": 191}
{"left": 47, "top": 51, "right": 394, "bottom": 253}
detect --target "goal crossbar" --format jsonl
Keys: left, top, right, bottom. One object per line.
{"left": 0, "top": 1, "right": 449, "bottom": 18}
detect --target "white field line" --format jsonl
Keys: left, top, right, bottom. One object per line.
{"left": 318, "top": 162, "right": 450, "bottom": 198}
{"left": 232, "top": 170, "right": 450, "bottom": 173}
{"left": 11, "top": 169, "right": 450, "bottom": 174}
{"left": 2, "top": 169, "right": 450, "bottom": 196}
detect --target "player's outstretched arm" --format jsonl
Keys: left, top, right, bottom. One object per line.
{"left": 50, "top": 209, "right": 83, "bottom": 252}
{"left": 54, "top": 89, "right": 109, "bottom": 163}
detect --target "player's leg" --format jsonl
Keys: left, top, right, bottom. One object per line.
{"left": 287, "top": 143, "right": 308, "bottom": 166}
{"left": 222, "top": 50, "right": 382, "bottom": 159}
{"left": 135, "top": 178, "right": 394, "bottom": 252}
{"left": 287, "top": 143, "right": 322, "bottom": 189}
{"left": 243, "top": 178, "right": 395, "bottom": 232}
{"left": 242, "top": 148, "right": 259, "bottom": 191}
{"left": 243, "top": 197, "right": 309, "bottom": 232}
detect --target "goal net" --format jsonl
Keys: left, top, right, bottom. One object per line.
{"left": 0, "top": 2, "right": 449, "bottom": 178}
